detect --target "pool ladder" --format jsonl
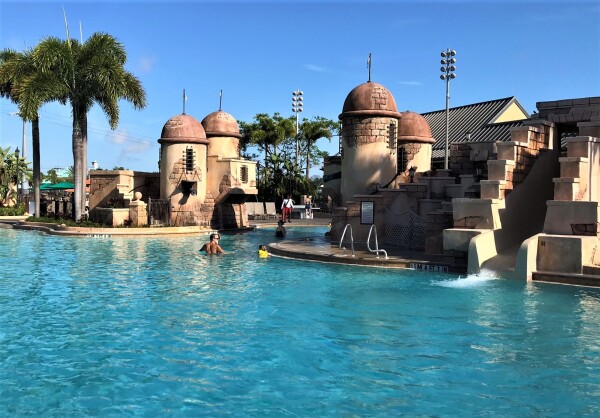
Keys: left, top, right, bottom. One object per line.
{"left": 339, "top": 224, "right": 355, "bottom": 257}
{"left": 339, "top": 224, "right": 388, "bottom": 259}
{"left": 367, "top": 225, "right": 388, "bottom": 259}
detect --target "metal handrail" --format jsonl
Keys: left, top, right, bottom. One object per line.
{"left": 367, "top": 225, "right": 388, "bottom": 259}
{"left": 339, "top": 224, "right": 355, "bottom": 257}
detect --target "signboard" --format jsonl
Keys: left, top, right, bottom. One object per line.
{"left": 409, "top": 263, "right": 449, "bottom": 273}
{"left": 361, "top": 201, "right": 374, "bottom": 224}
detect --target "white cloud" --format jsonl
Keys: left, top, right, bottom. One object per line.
{"left": 138, "top": 55, "right": 157, "bottom": 73}
{"left": 305, "top": 64, "right": 327, "bottom": 73}
{"left": 397, "top": 81, "right": 422, "bottom": 86}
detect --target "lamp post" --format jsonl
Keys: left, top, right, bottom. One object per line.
{"left": 440, "top": 48, "right": 456, "bottom": 170}
{"left": 14, "top": 147, "right": 20, "bottom": 206}
{"left": 292, "top": 90, "right": 303, "bottom": 169}
{"left": 408, "top": 166, "right": 417, "bottom": 183}
{"left": 8, "top": 112, "right": 28, "bottom": 193}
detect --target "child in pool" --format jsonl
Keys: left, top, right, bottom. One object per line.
{"left": 258, "top": 244, "right": 269, "bottom": 258}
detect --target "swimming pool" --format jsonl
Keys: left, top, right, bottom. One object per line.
{"left": 1, "top": 226, "right": 600, "bottom": 416}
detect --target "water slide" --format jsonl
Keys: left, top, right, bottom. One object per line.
{"left": 476, "top": 148, "right": 560, "bottom": 276}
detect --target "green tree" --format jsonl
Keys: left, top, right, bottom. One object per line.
{"left": 44, "top": 169, "right": 59, "bottom": 185}
{"left": 298, "top": 116, "right": 338, "bottom": 179}
{"left": 20, "top": 33, "right": 146, "bottom": 221}
{"left": 0, "top": 48, "right": 44, "bottom": 216}
{"left": 240, "top": 113, "right": 337, "bottom": 202}
{"left": 0, "top": 146, "right": 31, "bottom": 206}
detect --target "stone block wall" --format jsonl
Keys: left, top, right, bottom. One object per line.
{"left": 342, "top": 117, "right": 397, "bottom": 149}
{"left": 449, "top": 142, "right": 494, "bottom": 176}
{"left": 398, "top": 142, "right": 424, "bottom": 173}
{"left": 425, "top": 212, "right": 453, "bottom": 254}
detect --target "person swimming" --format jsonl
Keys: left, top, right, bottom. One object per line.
{"left": 258, "top": 244, "right": 269, "bottom": 258}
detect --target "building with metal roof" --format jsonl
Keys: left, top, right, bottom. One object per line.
{"left": 422, "top": 96, "right": 529, "bottom": 165}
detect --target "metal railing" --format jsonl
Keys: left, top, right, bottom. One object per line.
{"left": 367, "top": 224, "right": 388, "bottom": 259}
{"left": 339, "top": 224, "right": 355, "bottom": 257}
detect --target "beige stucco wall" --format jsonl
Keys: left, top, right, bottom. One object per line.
{"left": 89, "top": 170, "right": 135, "bottom": 211}
{"left": 323, "top": 156, "right": 342, "bottom": 208}
{"left": 536, "top": 234, "right": 597, "bottom": 274}
{"left": 341, "top": 143, "right": 396, "bottom": 203}
{"left": 406, "top": 143, "right": 432, "bottom": 177}
{"left": 543, "top": 200, "right": 600, "bottom": 235}
{"left": 208, "top": 136, "right": 239, "bottom": 160}
{"left": 340, "top": 116, "right": 398, "bottom": 203}
{"left": 206, "top": 156, "right": 256, "bottom": 201}
{"left": 160, "top": 142, "right": 207, "bottom": 203}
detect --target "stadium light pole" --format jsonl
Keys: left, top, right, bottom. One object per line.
{"left": 14, "top": 147, "right": 20, "bottom": 205}
{"left": 440, "top": 48, "right": 456, "bottom": 170}
{"left": 292, "top": 90, "right": 303, "bottom": 169}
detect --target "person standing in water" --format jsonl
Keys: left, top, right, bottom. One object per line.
{"left": 200, "top": 233, "right": 226, "bottom": 254}
{"left": 275, "top": 220, "right": 287, "bottom": 238}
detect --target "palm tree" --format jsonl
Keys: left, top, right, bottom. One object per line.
{"left": 300, "top": 117, "right": 336, "bottom": 179}
{"left": 0, "top": 48, "right": 43, "bottom": 216}
{"left": 22, "top": 33, "right": 146, "bottom": 221}
{"left": 241, "top": 113, "right": 295, "bottom": 178}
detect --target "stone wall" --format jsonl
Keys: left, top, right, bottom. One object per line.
{"left": 449, "top": 142, "right": 494, "bottom": 176}
{"left": 342, "top": 117, "right": 397, "bottom": 149}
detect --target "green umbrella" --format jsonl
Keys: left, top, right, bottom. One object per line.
{"left": 40, "top": 182, "right": 74, "bottom": 190}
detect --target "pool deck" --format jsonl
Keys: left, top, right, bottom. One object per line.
{"left": 252, "top": 217, "right": 463, "bottom": 274}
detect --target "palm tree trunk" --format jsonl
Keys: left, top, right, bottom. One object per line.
{"left": 72, "top": 112, "right": 84, "bottom": 221}
{"left": 32, "top": 117, "right": 40, "bottom": 217}
{"left": 81, "top": 115, "right": 88, "bottom": 217}
{"left": 306, "top": 143, "right": 310, "bottom": 179}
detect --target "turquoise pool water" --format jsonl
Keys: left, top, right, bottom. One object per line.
{"left": 1, "top": 226, "right": 600, "bottom": 416}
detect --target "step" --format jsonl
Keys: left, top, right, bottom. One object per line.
{"left": 566, "top": 136, "right": 596, "bottom": 158}
{"left": 487, "top": 160, "right": 516, "bottom": 182}
{"left": 510, "top": 126, "right": 543, "bottom": 145}
{"left": 441, "top": 201, "right": 453, "bottom": 213}
{"left": 559, "top": 156, "right": 589, "bottom": 180}
{"left": 583, "top": 265, "right": 600, "bottom": 276}
{"left": 552, "top": 177, "right": 581, "bottom": 201}
{"left": 497, "top": 141, "right": 527, "bottom": 160}
{"left": 532, "top": 271, "right": 600, "bottom": 287}
{"left": 480, "top": 180, "right": 508, "bottom": 200}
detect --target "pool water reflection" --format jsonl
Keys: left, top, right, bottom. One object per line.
{"left": 1, "top": 227, "right": 600, "bottom": 416}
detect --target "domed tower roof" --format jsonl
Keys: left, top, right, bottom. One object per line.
{"left": 397, "top": 111, "right": 435, "bottom": 144}
{"left": 158, "top": 114, "right": 208, "bottom": 144}
{"left": 201, "top": 110, "right": 242, "bottom": 139}
{"left": 339, "top": 81, "right": 402, "bottom": 120}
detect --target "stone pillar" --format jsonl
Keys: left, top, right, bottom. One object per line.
{"left": 129, "top": 192, "right": 148, "bottom": 227}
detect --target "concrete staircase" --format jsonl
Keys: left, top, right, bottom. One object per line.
{"left": 443, "top": 121, "right": 556, "bottom": 270}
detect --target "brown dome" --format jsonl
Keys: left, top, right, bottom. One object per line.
{"left": 339, "top": 81, "right": 402, "bottom": 119}
{"left": 201, "top": 111, "right": 241, "bottom": 139}
{"left": 158, "top": 114, "right": 208, "bottom": 144}
{"left": 397, "top": 111, "right": 435, "bottom": 144}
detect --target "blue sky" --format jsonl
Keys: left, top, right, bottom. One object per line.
{"left": 1, "top": 0, "right": 599, "bottom": 177}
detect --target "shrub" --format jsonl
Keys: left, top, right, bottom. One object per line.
{"left": 0, "top": 205, "right": 26, "bottom": 216}
{"left": 26, "top": 216, "right": 105, "bottom": 228}
{"left": 103, "top": 198, "right": 126, "bottom": 208}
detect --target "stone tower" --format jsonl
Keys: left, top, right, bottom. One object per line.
{"left": 202, "top": 110, "right": 241, "bottom": 159}
{"left": 158, "top": 114, "right": 209, "bottom": 224}
{"left": 397, "top": 111, "right": 435, "bottom": 175}
{"left": 338, "top": 81, "right": 403, "bottom": 203}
